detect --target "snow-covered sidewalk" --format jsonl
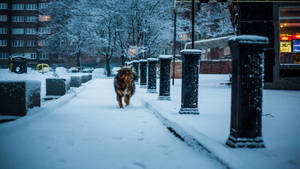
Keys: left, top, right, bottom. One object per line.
{"left": 0, "top": 79, "right": 226, "bottom": 169}
{"left": 137, "top": 75, "right": 300, "bottom": 169}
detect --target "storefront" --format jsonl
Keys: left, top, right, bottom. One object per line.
{"left": 280, "top": 34, "right": 300, "bottom": 64}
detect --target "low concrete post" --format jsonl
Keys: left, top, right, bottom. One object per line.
{"left": 139, "top": 59, "right": 147, "bottom": 88}
{"left": 226, "top": 35, "right": 269, "bottom": 148}
{"left": 70, "top": 76, "right": 81, "bottom": 87}
{"left": 179, "top": 49, "right": 202, "bottom": 115}
{"left": 132, "top": 60, "right": 139, "bottom": 83}
{"left": 0, "top": 80, "right": 41, "bottom": 116}
{"left": 147, "top": 58, "right": 158, "bottom": 93}
{"left": 46, "top": 78, "right": 69, "bottom": 96}
{"left": 158, "top": 55, "right": 172, "bottom": 100}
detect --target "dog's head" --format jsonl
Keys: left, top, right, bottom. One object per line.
{"left": 117, "top": 67, "right": 134, "bottom": 84}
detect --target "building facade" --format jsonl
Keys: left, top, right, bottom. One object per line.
{"left": 0, "top": 0, "right": 55, "bottom": 68}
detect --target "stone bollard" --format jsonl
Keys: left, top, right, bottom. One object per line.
{"left": 70, "top": 76, "right": 81, "bottom": 87}
{"left": 0, "top": 80, "right": 41, "bottom": 116}
{"left": 226, "top": 35, "right": 269, "bottom": 148}
{"left": 179, "top": 49, "right": 202, "bottom": 115}
{"left": 147, "top": 58, "right": 158, "bottom": 93}
{"left": 139, "top": 59, "right": 147, "bottom": 88}
{"left": 46, "top": 78, "right": 70, "bottom": 96}
{"left": 132, "top": 60, "right": 139, "bottom": 83}
{"left": 158, "top": 55, "right": 172, "bottom": 100}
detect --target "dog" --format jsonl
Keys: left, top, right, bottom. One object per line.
{"left": 114, "top": 67, "right": 136, "bottom": 108}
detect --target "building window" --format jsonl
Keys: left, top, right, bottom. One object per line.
{"left": 0, "top": 3, "right": 8, "bottom": 9}
{"left": 12, "top": 16, "right": 25, "bottom": 22}
{"left": 0, "top": 40, "right": 7, "bottom": 47}
{"left": 12, "top": 4, "right": 25, "bottom": 10}
{"left": 39, "top": 27, "right": 51, "bottom": 34}
{"left": 12, "top": 40, "right": 24, "bottom": 47}
{"left": 39, "top": 15, "right": 50, "bottom": 22}
{"left": 26, "top": 3, "right": 37, "bottom": 10}
{"left": 26, "top": 28, "right": 36, "bottom": 35}
{"left": 12, "top": 28, "right": 25, "bottom": 35}
{"left": 26, "top": 40, "right": 36, "bottom": 47}
{"left": 0, "top": 52, "right": 9, "bottom": 59}
{"left": 25, "top": 53, "right": 36, "bottom": 60}
{"left": 38, "top": 40, "right": 47, "bottom": 46}
{"left": 39, "top": 3, "right": 47, "bottom": 9}
{"left": 0, "top": 27, "right": 7, "bottom": 34}
{"left": 0, "top": 15, "right": 7, "bottom": 22}
{"left": 26, "top": 16, "right": 37, "bottom": 22}
{"left": 40, "top": 53, "right": 48, "bottom": 60}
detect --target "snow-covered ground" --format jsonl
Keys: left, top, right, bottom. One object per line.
{"left": 137, "top": 75, "right": 300, "bottom": 169}
{"left": 1, "top": 70, "right": 299, "bottom": 169}
{"left": 0, "top": 78, "right": 225, "bottom": 169}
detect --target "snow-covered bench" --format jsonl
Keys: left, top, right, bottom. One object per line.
{"left": 0, "top": 80, "right": 41, "bottom": 116}
{"left": 46, "top": 78, "right": 70, "bottom": 96}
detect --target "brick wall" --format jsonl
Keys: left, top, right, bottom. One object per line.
{"left": 200, "top": 60, "right": 232, "bottom": 74}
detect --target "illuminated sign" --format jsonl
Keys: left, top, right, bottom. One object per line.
{"left": 293, "top": 40, "right": 300, "bottom": 53}
{"left": 293, "top": 34, "right": 300, "bottom": 40}
{"left": 280, "top": 36, "right": 292, "bottom": 41}
{"left": 280, "top": 41, "right": 292, "bottom": 53}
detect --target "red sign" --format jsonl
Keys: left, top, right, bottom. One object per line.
{"left": 280, "top": 36, "right": 292, "bottom": 41}
{"left": 293, "top": 34, "right": 300, "bottom": 39}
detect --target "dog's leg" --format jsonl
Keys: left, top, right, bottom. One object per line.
{"left": 117, "top": 95, "right": 123, "bottom": 108}
{"left": 124, "top": 95, "right": 130, "bottom": 106}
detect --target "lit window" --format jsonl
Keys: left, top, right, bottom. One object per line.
{"left": 0, "top": 40, "right": 7, "bottom": 47}
{"left": 12, "top": 28, "right": 25, "bottom": 35}
{"left": 26, "top": 4, "right": 37, "bottom": 10}
{"left": 12, "top": 16, "right": 25, "bottom": 22}
{"left": 39, "top": 15, "right": 50, "bottom": 22}
{"left": 0, "top": 3, "right": 8, "bottom": 9}
{"left": 0, "top": 15, "right": 7, "bottom": 22}
{"left": 0, "top": 52, "right": 9, "bottom": 59}
{"left": 26, "top": 28, "right": 36, "bottom": 35}
{"left": 12, "top": 4, "right": 24, "bottom": 10}
{"left": 0, "top": 27, "right": 7, "bottom": 34}
{"left": 11, "top": 40, "right": 24, "bottom": 47}
{"left": 38, "top": 40, "right": 47, "bottom": 46}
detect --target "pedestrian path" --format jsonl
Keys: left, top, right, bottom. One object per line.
{"left": 0, "top": 79, "right": 225, "bottom": 169}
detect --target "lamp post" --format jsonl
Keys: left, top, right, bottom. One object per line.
{"left": 172, "top": 0, "right": 177, "bottom": 85}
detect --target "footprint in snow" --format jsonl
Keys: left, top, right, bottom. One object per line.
{"left": 112, "top": 136, "right": 123, "bottom": 140}
{"left": 131, "top": 162, "right": 147, "bottom": 169}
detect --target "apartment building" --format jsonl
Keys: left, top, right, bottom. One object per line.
{"left": 0, "top": 0, "right": 51, "bottom": 68}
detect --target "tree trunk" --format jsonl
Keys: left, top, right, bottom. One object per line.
{"left": 77, "top": 50, "right": 81, "bottom": 71}
{"left": 105, "top": 54, "right": 111, "bottom": 77}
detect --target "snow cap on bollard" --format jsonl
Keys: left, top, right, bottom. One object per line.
{"left": 159, "top": 55, "right": 173, "bottom": 60}
{"left": 180, "top": 49, "right": 203, "bottom": 55}
{"left": 228, "top": 35, "right": 269, "bottom": 45}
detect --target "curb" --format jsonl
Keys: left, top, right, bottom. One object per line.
{"left": 140, "top": 96, "right": 251, "bottom": 169}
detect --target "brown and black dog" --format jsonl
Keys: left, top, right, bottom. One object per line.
{"left": 114, "top": 67, "right": 136, "bottom": 108}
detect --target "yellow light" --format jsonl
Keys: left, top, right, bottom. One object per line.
{"left": 284, "top": 23, "right": 287, "bottom": 26}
